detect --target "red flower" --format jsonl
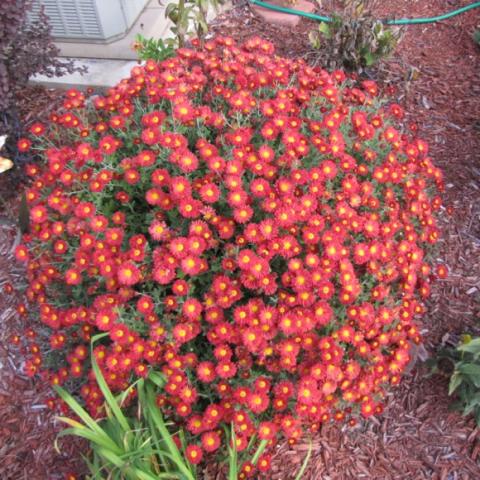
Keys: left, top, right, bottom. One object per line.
{"left": 136, "top": 296, "right": 154, "bottom": 315}
{"left": 201, "top": 431, "right": 221, "bottom": 453}
{"left": 95, "top": 309, "right": 117, "bottom": 331}
{"left": 436, "top": 264, "right": 448, "bottom": 279}
{"left": 141, "top": 128, "right": 160, "bottom": 145}
{"left": 117, "top": 262, "right": 141, "bottom": 286}
{"left": 216, "top": 361, "right": 237, "bottom": 379}
{"left": 199, "top": 183, "right": 220, "bottom": 204}
{"left": 258, "top": 421, "right": 277, "bottom": 440}
{"left": 75, "top": 202, "right": 96, "bottom": 219}
{"left": 99, "top": 135, "right": 120, "bottom": 154}
{"left": 360, "top": 398, "right": 376, "bottom": 418}
{"left": 173, "top": 102, "right": 196, "bottom": 123}
{"left": 30, "top": 205, "right": 48, "bottom": 223}
{"left": 197, "top": 361, "right": 216, "bottom": 383}
{"left": 29, "top": 123, "right": 46, "bottom": 136}
{"left": 185, "top": 444, "right": 203, "bottom": 465}
{"left": 17, "top": 138, "right": 31, "bottom": 152}
{"left": 65, "top": 268, "right": 82, "bottom": 286}
{"left": 178, "top": 198, "right": 202, "bottom": 218}
{"left": 15, "top": 245, "right": 30, "bottom": 262}
{"left": 180, "top": 255, "right": 202, "bottom": 276}
{"left": 247, "top": 391, "right": 269, "bottom": 414}
{"left": 182, "top": 298, "right": 203, "bottom": 321}
{"left": 174, "top": 149, "right": 199, "bottom": 173}
{"left": 257, "top": 454, "right": 272, "bottom": 473}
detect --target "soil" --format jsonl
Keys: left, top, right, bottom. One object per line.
{"left": 1, "top": 0, "right": 479, "bottom": 478}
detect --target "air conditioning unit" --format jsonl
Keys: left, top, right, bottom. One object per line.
{"left": 30, "top": 0, "right": 149, "bottom": 42}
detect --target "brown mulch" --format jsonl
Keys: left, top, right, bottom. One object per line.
{"left": 0, "top": 87, "right": 84, "bottom": 479}
{"left": 0, "top": 217, "right": 86, "bottom": 480}
{"left": 271, "top": 373, "right": 480, "bottom": 480}
{"left": 0, "top": 1, "right": 479, "bottom": 478}
{"left": 274, "top": 374, "right": 480, "bottom": 479}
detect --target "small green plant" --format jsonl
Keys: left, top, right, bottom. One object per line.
{"left": 431, "top": 335, "right": 480, "bottom": 425}
{"left": 162, "top": 0, "right": 223, "bottom": 48}
{"left": 308, "top": 0, "right": 401, "bottom": 71}
{"left": 133, "top": 34, "right": 176, "bottom": 62}
{"left": 164, "top": 0, "right": 192, "bottom": 48}
{"left": 191, "top": 0, "right": 223, "bottom": 44}
{"left": 473, "top": 28, "right": 480, "bottom": 46}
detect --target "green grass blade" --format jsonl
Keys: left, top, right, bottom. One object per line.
{"left": 228, "top": 425, "right": 238, "bottom": 480}
{"left": 145, "top": 384, "right": 195, "bottom": 480}
{"left": 294, "top": 439, "right": 313, "bottom": 480}
{"left": 54, "top": 385, "right": 115, "bottom": 445}
{"left": 246, "top": 433, "right": 257, "bottom": 451}
{"left": 57, "top": 426, "right": 120, "bottom": 453}
{"left": 81, "top": 453, "right": 102, "bottom": 479}
{"left": 138, "top": 380, "right": 171, "bottom": 474}
{"left": 148, "top": 370, "right": 166, "bottom": 388}
{"left": 131, "top": 468, "right": 166, "bottom": 480}
{"left": 96, "top": 444, "right": 176, "bottom": 480}
{"left": 251, "top": 439, "right": 268, "bottom": 466}
{"left": 94, "top": 446, "right": 127, "bottom": 470}
{"left": 87, "top": 451, "right": 108, "bottom": 480}
{"left": 151, "top": 474, "right": 183, "bottom": 479}
{"left": 94, "top": 446, "right": 159, "bottom": 480}
{"left": 82, "top": 451, "right": 111, "bottom": 480}
{"left": 117, "top": 377, "right": 142, "bottom": 407}
{"left": 90, "top": 335, "right": 131, "bottom": 433}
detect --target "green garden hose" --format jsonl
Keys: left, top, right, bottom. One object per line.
{"left": 248, "top": 0, "right": 480, "bottom": 25}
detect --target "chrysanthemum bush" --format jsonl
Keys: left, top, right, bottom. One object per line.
{"left": 15, "top": 36, "right": 446, "bottom": 475}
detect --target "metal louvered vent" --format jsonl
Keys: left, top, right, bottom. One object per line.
{"left": 29, "top": 0, "right": 149, "bottom": 42}
{"left": 30, "top": 0, "right": 104, "bottom": 39}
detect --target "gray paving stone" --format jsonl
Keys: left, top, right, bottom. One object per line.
{"left": 31, "top": 58, "right": 138, "bottom": 91}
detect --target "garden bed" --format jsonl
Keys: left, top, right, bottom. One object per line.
{"left": 1, "top": 1, "right": 479, "bottom": 479}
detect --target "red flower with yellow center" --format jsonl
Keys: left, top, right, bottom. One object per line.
{"left": 117, "top": 262, "right": 141, "bottom": 286}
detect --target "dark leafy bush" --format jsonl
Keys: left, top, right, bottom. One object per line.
{"left": 0, "top": 0, "right": 77, "bottom": 112}
{"left": 309, "top": 0, "right": 402, "bottom": 72}
{"left": 0, "top": 0, "right": 82, "bottom": 189}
